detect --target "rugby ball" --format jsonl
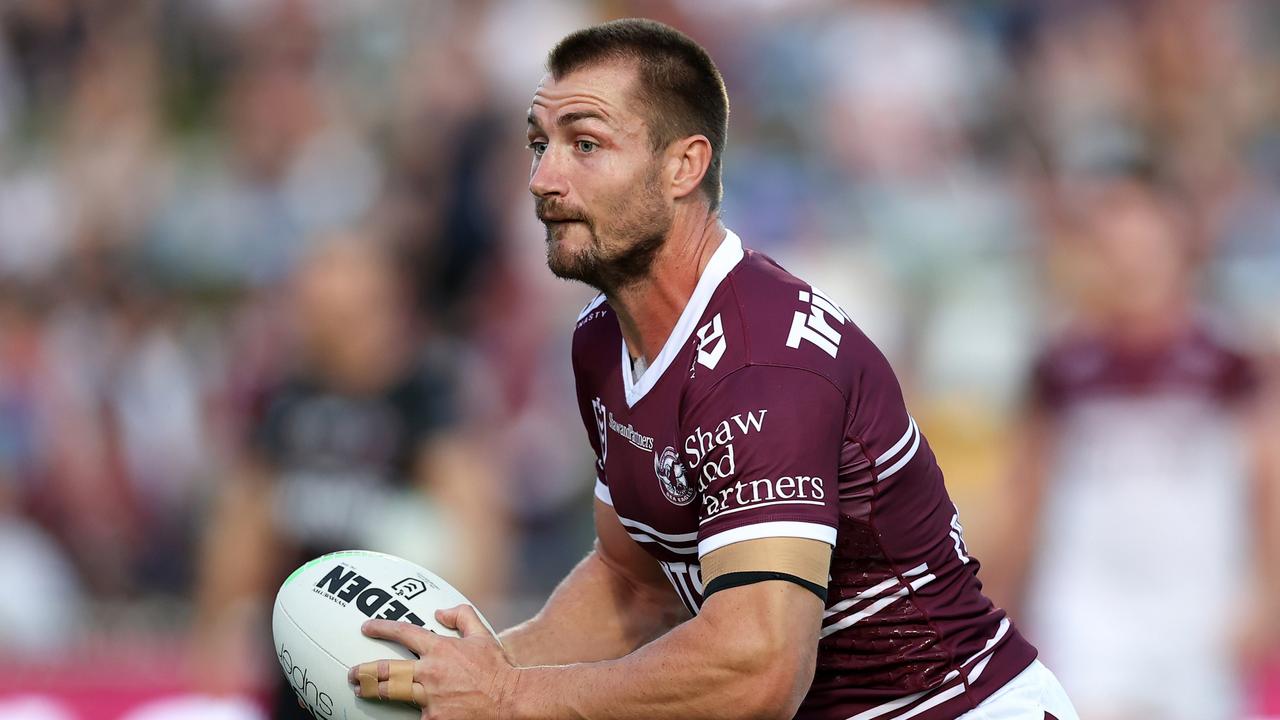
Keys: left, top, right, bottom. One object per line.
{"left": 272, "top": 550, "right": 495, "bottom": 720}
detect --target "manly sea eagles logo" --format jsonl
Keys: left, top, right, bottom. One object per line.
{"left": 655, "top": 446, "right": 695, "bottom": 506}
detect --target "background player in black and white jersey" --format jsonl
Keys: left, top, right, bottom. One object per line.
{"left": 192, "top": 237, "right": 509, "bottom": 717}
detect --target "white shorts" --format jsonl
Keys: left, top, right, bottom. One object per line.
{"left": 957, "top": 661, "right": 1078, "bottom": 720}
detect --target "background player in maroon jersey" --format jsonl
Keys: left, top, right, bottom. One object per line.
{"left": 349, "top": 18, "right": 1076, "bottom": 719}
{"left": 985, "top": 172, "right": 1280, "bottom": 720}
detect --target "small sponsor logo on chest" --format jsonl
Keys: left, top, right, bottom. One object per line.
{"left": 609, "top": 411, "right": 655, "bottom": 452}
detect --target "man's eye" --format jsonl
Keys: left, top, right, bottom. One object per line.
{"left": 528, "top": 141, "right": 547, "bottom": 157}
{"left": 576, "top": 140, "right": 598, "bottom": 153}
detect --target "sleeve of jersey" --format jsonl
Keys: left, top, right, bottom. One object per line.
{"left": 682, "top": 365, "right": 845, "bottom": 558}
{"left": 572, "top": 352, "right": 612, "bottom": 507}
{"left": 1027, "top": 348, "right": 1066, "bottom": 413}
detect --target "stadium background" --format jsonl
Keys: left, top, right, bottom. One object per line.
{"left": 0, "top": 0, "right": 1277, "bottom": 718}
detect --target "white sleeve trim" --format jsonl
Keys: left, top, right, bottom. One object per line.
{"left": 594, "top": 478, "right": 613, "bottom": 506}
{"left": 698, "top": 521, "right": 836, "bottom": 558}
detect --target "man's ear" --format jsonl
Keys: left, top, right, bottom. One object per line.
{"left": 667, "top": 135, "right": 713, "bottom": 201}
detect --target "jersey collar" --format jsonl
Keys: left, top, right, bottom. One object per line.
{"left": 620, "top": 229, "right": 744, "bottom": 408}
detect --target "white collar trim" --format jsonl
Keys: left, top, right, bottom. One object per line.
{"left": 620, "top": 229, "right": 744, "bottom": 407}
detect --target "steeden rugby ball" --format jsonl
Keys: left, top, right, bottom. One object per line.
{"left": 272, "top": 550, "right": 493, "bottom": 720}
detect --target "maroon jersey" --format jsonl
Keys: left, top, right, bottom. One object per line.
{"left": 572, "top": 231, "right": 1036, "bottom": 719}
{"left": 1030, "top": 324, "right": 1257, "bottom": 412}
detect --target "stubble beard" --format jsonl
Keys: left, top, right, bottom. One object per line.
{"left": 541, "top": 166, "right": 672, "bottom": 294}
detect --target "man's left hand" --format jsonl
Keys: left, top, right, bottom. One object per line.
{"left": 348, "top": 604, "right": 518, "bottom": 720}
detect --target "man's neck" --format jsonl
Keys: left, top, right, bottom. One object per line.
{"left": 608, "top": 212, "right": 727, "bottom": 366}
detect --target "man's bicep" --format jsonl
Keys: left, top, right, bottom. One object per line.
{"left": 697, "top": 573, "right": 825, "bottom": 702}
{"left": 594, "top": 499, "right": 682, "bottom": 597}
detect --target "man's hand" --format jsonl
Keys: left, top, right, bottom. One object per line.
{"left": 348, "top": 605, "right": 518, "bottom": 720}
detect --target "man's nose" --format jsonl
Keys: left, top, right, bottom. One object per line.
{"left": 529, "top": 150, "right": 567, "bottom": 199}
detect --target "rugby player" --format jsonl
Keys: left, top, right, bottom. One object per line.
{"left": 350, "top": 18, "right": 1078, "bottom": 719}
{"left": 988, "top": 174, "right": 1280, "bottom": 720}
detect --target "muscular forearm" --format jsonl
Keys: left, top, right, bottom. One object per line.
{"left": 500, "top": 547, "right": 686, "bottom": 667}
{"left": 507, "top": 582, "right": 819, "bottom": 720}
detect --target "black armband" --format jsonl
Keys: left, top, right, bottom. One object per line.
{"left": 703, "top": 571, "right": 828, "bottom": 603}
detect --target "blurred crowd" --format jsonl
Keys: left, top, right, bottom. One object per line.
{"left": 0, "top": 0, "right": 1278, "bottom": 718}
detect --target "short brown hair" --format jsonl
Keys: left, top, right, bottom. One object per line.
{"left": 548, "top": 18, "right": 730, "bottom": 211}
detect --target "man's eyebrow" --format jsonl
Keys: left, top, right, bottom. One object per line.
{"left": 527, "top": 109, "right": 612, "bottom": 132}
{"left": 556, "top": 110, "right": 610, "bottom": 127}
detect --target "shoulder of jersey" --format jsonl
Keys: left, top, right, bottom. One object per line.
{"left": 572, "top": 293, "right": 615, "bottom": 339}
{"left": 688, "top": 251, "right": 870, "bottom": 387}
{"left": 571, "top": 293, "right": 619, "bottom": 370}
{"left": 574, "top": 293, "right": 611, "bottom": 327}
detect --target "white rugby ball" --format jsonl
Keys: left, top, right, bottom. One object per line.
{"left": 272, "top": 550, "right": 494, "bottom": 720}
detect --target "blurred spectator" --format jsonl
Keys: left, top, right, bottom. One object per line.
{"left": 986, "top": 172, "right": 1280, "bottom": 720}
{"left": 191, "top": 236, "right": 509, "bottom": 716}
